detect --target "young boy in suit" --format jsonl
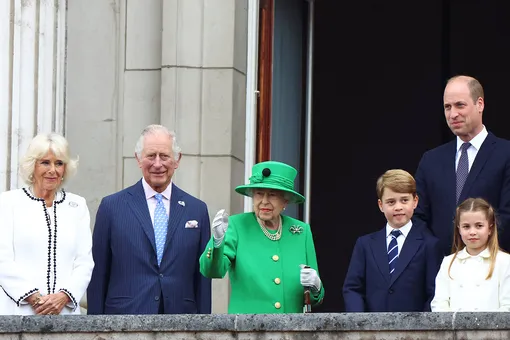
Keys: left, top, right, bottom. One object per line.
{"left": 343, "top": 169, "right": 442, "bottom": 312}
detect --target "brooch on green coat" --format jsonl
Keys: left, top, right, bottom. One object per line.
{"left": 289, "top": 225, "right": 303, "bottom": 234}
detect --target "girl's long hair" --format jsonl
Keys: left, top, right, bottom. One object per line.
{"left": 449, "top": 197, "right": 499, "bottom": 280}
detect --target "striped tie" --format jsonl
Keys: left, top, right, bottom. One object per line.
{"left": 388, "top": 229, "right": 402, "bottom": 275}
{"left": 456, "top": 142, "right": 471, "bottom": 203}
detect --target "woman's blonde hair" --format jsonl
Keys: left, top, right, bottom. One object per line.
{"left": 19, "top": 133, "right": 78, "bottom": 187}
{"left": 449, "top": 197, "right": 499, "bottom": 280}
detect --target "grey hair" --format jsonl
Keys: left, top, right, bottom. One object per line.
{"left": 134, "top": 124, "right": 182, "bottom": 159}
{"left": 19, "top": 133, "right": 79, "bottom": 187}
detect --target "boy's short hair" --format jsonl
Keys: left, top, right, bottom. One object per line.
{"left": 376, "top": 169, "right": 416, "bottom": 199}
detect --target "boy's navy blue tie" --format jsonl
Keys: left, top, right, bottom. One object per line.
{"left": 388, "top": 229, "right": 402, "bottom": 275}
{"left": 456, "top": 142, "right": 471, "bottom": 203}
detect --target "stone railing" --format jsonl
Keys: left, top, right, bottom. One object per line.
{"left": 0, "top": 312, "right": 508, "bottom": 339}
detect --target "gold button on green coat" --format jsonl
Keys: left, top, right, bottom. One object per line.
{"left": 199, "top": 212, "right": 324, "bottom": 313}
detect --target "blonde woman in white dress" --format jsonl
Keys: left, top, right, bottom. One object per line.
{"left": 431, "top": 197, "right": 510, "bottom": 312}
{"left": 0, "top": 133, "right": 94, "bottom": 315}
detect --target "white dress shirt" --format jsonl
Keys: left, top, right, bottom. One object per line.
{"left": 431, "top": 248, "right": 510, "bottom": 312}
{"left": 455, "top": 125, "right": 488, "bottom": 171}
{"left": 142, "top": 178, "right": 171, "bottom": 224}
{"left": 385, "top": 220, "right": 413, "bottom": 254}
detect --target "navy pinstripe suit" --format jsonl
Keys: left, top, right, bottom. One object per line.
{"left": 87, "top": 180, "right": 211, "bottom": 314}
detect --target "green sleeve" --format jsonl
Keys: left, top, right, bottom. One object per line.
{"left": 199, "top": 218, "right": 238, "bottom": 279}
{"left": 305, "top": 224, "right": 325, "bottom": 305}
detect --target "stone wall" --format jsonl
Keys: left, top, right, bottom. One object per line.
{"left": 0, "top": 313, "right": 509, "bottom": 340}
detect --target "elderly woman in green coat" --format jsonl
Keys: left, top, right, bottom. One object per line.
{"left": 199, "top": 161, "right": 324, "bottom": 313}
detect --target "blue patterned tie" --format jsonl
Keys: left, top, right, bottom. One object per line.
{"left": 456, "top": 142, "right": 471, "bottom": 203}
{"left": 153, "top": 193, "right": 168, "bottom": 266}
{"left": 388, "top": 229, "right": 402, "bottom": 276}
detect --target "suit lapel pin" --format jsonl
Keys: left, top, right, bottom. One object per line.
{"left": 178, "top": 201, "right": 186, "bottom": 207}
{"left": 289, "top": 225, "right": 303, "bottom": 234}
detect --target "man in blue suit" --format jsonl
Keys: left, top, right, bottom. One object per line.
{"left": 87, "top": 124, "right": 211, "bottom": 314}
{"left": 414, "top": 75, "right": 510, "bottom": 255}
{"left": 343, "top": 170, "right": 442, "bottom": 312}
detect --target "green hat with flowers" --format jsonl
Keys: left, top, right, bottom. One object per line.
{"left": 235, "top": 161, "right": 305, "bottom": 204}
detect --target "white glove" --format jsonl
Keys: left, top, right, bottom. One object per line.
{"left": 212, "top": 209, "right": 229, "bottom": 248}
{"left": 300, "top": 265, "right": 322, "bottom": 293}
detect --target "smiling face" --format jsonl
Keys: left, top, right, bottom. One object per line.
{"left": 33, "top": 151, "right": 65, "bottom": 194}
{"left": 136, "top": 132, "right": 181, "bottom": 193}
{"left": 443, "top": 78, "right": 484, "bottom": 142}
{"left": 458, "top": 210, "right": 491, "bottom": 256}
{"left": 252, "top": 188, "right": 288, "bottom": 225}
{"left": 378, "top": 188, "right": 418, "bottom": 229}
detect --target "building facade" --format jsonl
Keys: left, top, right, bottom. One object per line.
{"left": 4, "top": 0, "right": 509, "bottom": 314}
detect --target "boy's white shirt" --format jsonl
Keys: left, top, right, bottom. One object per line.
{"left": 385, "top": 220, "right": 412, "bottom": 253}
{"left": 431, "top": 247, "right": 510, "bottom": 312}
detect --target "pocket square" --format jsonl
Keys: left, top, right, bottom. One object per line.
{"left": 185, "top": 220, "right": 199, "bottom": 228}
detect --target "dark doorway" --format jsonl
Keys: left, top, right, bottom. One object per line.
{"left": 310, "top": 0, "right": 510, "bottom": 312}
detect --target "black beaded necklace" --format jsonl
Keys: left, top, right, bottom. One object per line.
{"left": 22, "top": 187, "right": 66, "bottom": 294}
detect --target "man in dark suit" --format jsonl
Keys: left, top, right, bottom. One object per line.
{"left": 87, "top": 124, "right": 211, "bottom": 314}
{"left": 343, "top": 170, "right": 442, "bottom": 312}
{"left": 414, "top": 75, "right": 510, "bottom": 255}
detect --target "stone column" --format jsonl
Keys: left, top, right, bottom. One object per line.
{"left": 160, "top": 0, "right": 248, "bottom": 313}
{"left": 0, "top": 0, "right": 66, "bottom": 192}
{"left": 120, "top": 0, "right": 163, "bottom": 186}
{"left": 66, "top": 0, "right": 124, "bottom": 312}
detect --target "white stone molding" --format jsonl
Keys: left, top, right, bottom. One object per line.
{"left": 0, "top": 0, "right": 67, "bottom": 192}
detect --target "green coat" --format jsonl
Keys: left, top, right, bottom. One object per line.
{"left": 199, "top": 212, "right": 324, "bottom": 313}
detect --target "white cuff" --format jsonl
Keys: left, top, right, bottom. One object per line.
{"left": 213, "top": 236, "right": 224, "bottom": 248}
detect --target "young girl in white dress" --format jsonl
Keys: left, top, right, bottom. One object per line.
{"left": 431, "top": 197, "right": 510, "bottom": 311}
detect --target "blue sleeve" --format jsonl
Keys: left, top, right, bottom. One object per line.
{"left": 195, "top": 202, "right": 212, "bottom": 313}
{"left": 342, "top": 237, "right": 367, "bottom": 312}
{"left": 86, "top": 198, "right": 112, "bottom": 314}
{"left": 424, "top": 236, "right": 443, "bottom": 311}
{"left": 497, "top": 150, "right": 510, "bottom": 252}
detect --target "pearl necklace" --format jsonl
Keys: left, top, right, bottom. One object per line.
{"left": 258, "top": 216, "right": 282, "bottom": 241}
